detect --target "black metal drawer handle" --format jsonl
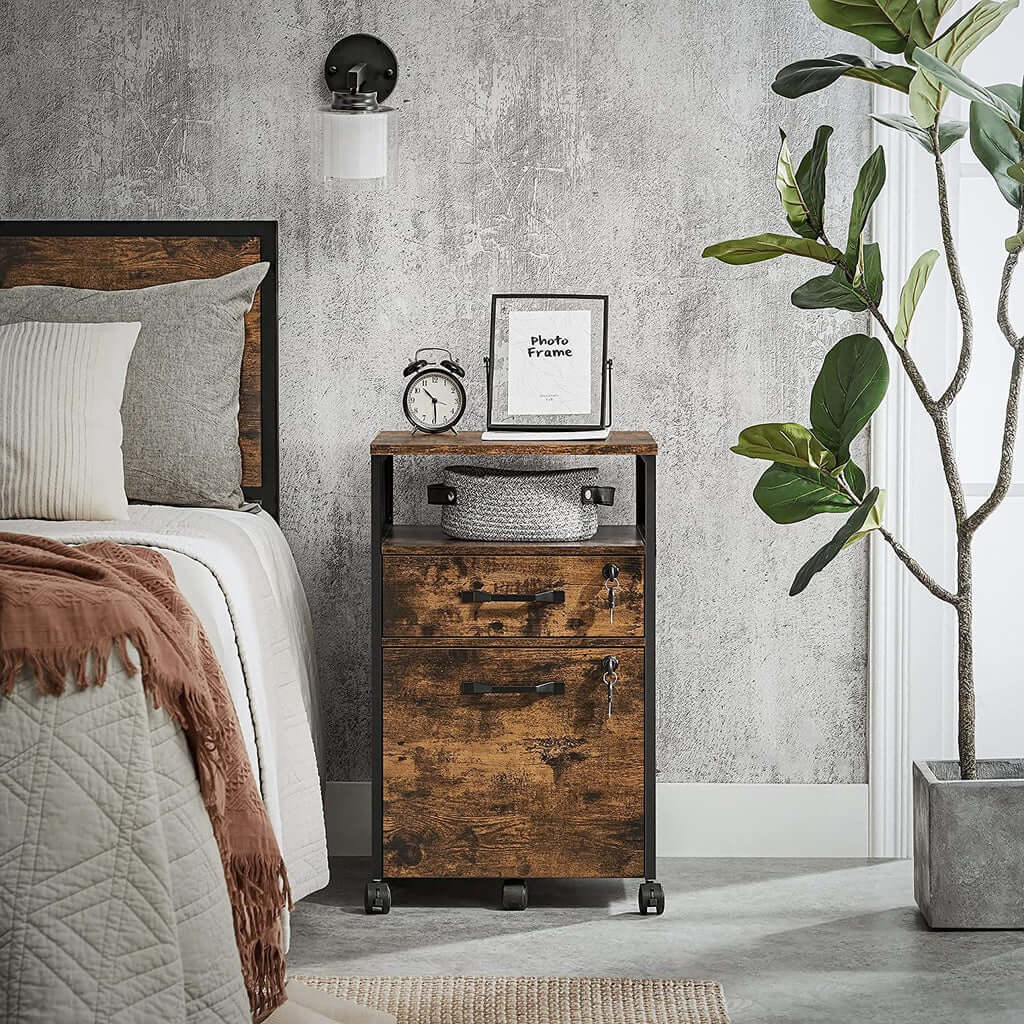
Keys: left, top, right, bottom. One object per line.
{"left": 460, "top": 589, "right": 565, "bottom": 604}
{"left": 461, "top": 681, "right": 565, "bottom": 695}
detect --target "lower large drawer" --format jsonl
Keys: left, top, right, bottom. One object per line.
{"left": 382, "top": 646, "right": 645, "bottom": 879}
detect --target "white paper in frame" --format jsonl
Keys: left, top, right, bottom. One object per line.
{"left": 506, "top": 308, "right": 592, "bottom": 415}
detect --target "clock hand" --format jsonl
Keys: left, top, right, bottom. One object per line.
{"left": 423, "top": 388, "right": 439, "bottom": 403}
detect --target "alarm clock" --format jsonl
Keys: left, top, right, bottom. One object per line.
{"left": 402, "top": 347, "right": 467, "bottom": 434}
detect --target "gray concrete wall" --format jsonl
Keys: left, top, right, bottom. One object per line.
{"left": 0, "top": 0, "right": 872, "bottom": 784}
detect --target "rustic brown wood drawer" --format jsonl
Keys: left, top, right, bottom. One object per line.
{"left": 381, "top": 554, "right": 643, "bottom": 639}
{"left": 382, "top": 645, "right": 645, "bottom": 879}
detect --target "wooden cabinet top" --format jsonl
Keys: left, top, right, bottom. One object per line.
{"left": 370, "top": 430, "right": 657, "bottom": 456}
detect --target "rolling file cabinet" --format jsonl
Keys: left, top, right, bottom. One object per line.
{"left": 366, "top": 431, "right": 662, "bottom": 914}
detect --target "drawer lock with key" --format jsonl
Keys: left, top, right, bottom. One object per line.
{"left": 602, "top": 655, "right": 619, "bottom": 717}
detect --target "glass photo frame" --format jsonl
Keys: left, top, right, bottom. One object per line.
{"left": 486, "top": 294, "right": 609, "bottom": 431}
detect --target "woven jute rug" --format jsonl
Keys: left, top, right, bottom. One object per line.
{"left": 288, "top": 975, "right": 730, "bottom": 1024}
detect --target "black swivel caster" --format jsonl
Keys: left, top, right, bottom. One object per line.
{"left": 638, "top": 880, "right": 665, "bottom": 915}
{"left": 502, "top": 879, "right": 528, "bottom": 911}
{"left": 364, "top": 880, "right": 391, "bottom": 915}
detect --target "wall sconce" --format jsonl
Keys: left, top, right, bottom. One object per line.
{"left": 321, "top": 34, "right": 398, "bottom": 187}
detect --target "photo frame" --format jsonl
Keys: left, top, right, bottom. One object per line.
{"left": 486, "top": 293, "right": 609, "bottom": 432}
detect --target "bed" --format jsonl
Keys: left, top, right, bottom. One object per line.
{"left": 0, "top": 223, "right": 329, "bottom": 1023}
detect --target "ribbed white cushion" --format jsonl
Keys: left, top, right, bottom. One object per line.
{"left": 0, "top": 321, "right": 140, "bottom": 520}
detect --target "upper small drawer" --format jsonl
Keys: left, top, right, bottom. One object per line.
{"left": 382, "top": 554, "right": 643, "bottom": 638}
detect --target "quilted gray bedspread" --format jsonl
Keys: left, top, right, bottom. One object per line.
{"left": 1, "top": 655, "right": 251, "bottom": 1023}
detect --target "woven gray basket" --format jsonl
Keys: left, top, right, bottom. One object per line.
{"left": 427, "top": 465, "right": 615, "bottom": 542}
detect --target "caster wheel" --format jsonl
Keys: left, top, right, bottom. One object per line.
{"left": 364, "top": 880, "right": 391, "bottom": 915}
{"left": 638, "top": 881, "right": 665, "bottom": 915}
{"left": 502, "top": 879, "right": 528, "bottom": 911}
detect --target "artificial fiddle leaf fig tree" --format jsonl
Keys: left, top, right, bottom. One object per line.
{"left": 704, "top": 0, "right": 1024, "bottom": 781}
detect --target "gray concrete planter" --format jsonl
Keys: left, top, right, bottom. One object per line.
{"left": 913, "top": 759, "right": 1024, "bottom": 928}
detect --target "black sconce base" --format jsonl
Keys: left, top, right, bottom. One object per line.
{"left": 325, "top": 34, "right": 398, "bottom": 103}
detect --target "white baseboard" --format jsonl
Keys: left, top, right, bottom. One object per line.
{"left": 324, "top": 781, "right": 869, "bottom": 859}
{"left": 655, "top": 782, "right": 869, "bottom": 857}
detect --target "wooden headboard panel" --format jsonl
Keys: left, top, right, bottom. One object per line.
{"left": 0, "top": 220, "right": 279, "bottom": 519}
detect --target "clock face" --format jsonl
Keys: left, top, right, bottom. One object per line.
{"left": 404, "top": 369, "right": 466, "bottom": 431}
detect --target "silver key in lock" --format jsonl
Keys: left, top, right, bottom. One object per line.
{"left": 602, "top": 655, "right": 619, "bottom": 718}
{"left": 603, "top": 563, "right": 620, "bottom": 625}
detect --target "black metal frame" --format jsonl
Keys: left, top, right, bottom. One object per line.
{"left": 486, "top": 293, "right": 610, "bottom": 432}
{"left": 370, "top": 452, "right": 393, "bottom": 881}
{"left": 369, "top": 445, "right": 657, "bottom": 884}
{"left": 0, "top": 219, "right": 280, "bottom": 520}
{"left": 637, "top": 454, "right": 657, "bottom": 880}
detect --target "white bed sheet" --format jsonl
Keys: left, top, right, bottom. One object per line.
{"left": 0, "top": 505, "right": 329, "bottom": 907}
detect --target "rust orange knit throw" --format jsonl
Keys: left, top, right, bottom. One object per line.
{"left": 0, "top": 533, "right": 290, "bottom": 1022}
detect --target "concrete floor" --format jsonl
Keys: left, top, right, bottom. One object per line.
{"left": 288, "top": 858, "right": 1024, "bottom": 1024}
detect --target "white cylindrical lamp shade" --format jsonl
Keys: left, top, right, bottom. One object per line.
{"left": 321, "top": 108, "right": 392, "bottom": 181}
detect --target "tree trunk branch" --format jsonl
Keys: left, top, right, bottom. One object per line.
{"left": 832, "top": 475, "right": 952, "bottom": 602}
{"left": 964, "top": 208, "right": 1024, "bottom": 536}
{"left": 823, "top": 233, "right": 936, "bottom": 408}
{"left": 858, "top": 282, "right": 968, "bottom": 525}
{"left": 997, "top": 205, "right": 1024, "bottom": 349}
{"left": 929, "top": 405, "right": 968, "bottom": 527}
{"left": 825, "top": 239, "right": 970, "bottom": 527}
{"left": 956, "top": 545, "right": 976, "bottom": 779}
{"left": 933, "top": 126, "right": 974, "bottom": 409}
{"left": 965, "top": 347, "right": 1024, "bottom": 535}
{"left": 878, "top": 527, "right": 957, "bottom": 604}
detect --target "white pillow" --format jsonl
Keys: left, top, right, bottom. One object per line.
{"left": 0, "top": 320, "right": 141, "bottom": 521}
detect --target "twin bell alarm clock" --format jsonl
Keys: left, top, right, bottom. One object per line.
{"left": 402, "top": 347, "right": 467, "bottom": 434}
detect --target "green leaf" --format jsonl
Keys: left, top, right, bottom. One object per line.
{"left": 872, "top": 113, "right": 967, "bottom": 153}
{"left": 908, "top": 0, "right": 1021, "bottom": 129}
{"left": 845, "top": 460, "right": 867, "bottom": 499}
{"left": 857, "top": 241, "right": 884, "bottom": 305}
{"left": 908, "top": 0, "right": 957, "bottom": 51}
{"left": 754, "top": 463, "right": 857, "bottom": 524}
{"left": 913, "top": 0, "right": 957, "bottom": 38}
{"left": 795, "top": 126, "right": 833, "bottom": 233}
{"left": 772, "top": 54, "right": 915, "bottom": 97}
{"left": 776, "top": 130, "right": 819, "bottom": 238}
{"left": 808, "top": 0, "right": 917, "bottom": 53}
{"left": 894, "top": 249, "right": 940, "bottom": 348}
{"left": 914, "top": 49, "right": 1023, "bottom": 129}
{"left": 810, "top": 334, "right": 890, "bottom": 464}
{"left": 790, "top": 488, "right": 881, "bottom": 595}
{"left": 792, "top": 269, "right": 869, "bottom": 312}
{"left": 702, "top": 234, "right": 843, "bottom": 265}
{"left": 731, "top": 423, "right": 836, "bottom": 472}
{"left": 1007, "top": 229, "right": 1024, "bottom": 252}
{"left": 843, "top": 489, "right": 886, "bottom": 548}
{"left": 1011, "top": 160, "right": 1024, "bottom": 184}
{"left": 845, "top": 147, "right": 886, "bottom": 267}
{"left": 969, "top": 84, "right": 1023, "bottom": 207}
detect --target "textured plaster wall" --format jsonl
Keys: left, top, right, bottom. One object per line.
{"left": 0, "top": 0, "right": 872, "bottom": 784}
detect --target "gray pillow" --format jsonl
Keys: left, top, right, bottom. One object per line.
{"left": 0, "top": 263, "right": 268, "bottom": 510}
